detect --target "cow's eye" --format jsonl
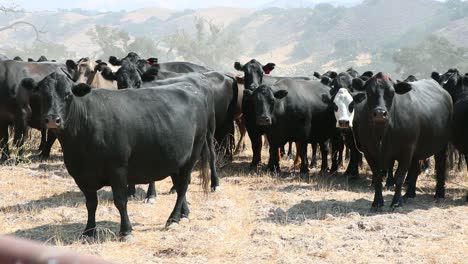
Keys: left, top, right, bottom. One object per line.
{"left": 348, "top": 101, "right": 355, "bottom": 112}
{"left": 333, "top": 103, "right": 338, "bottom": 112}
{"left": 64, "top": 93, "right": 72, "bottom": 101}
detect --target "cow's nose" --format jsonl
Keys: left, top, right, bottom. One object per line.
{"left": 45, "top": 116, "right": 61, "bottom": 128}
{"left": 373, "top": 108, "right": 388, "bottom": 119}
{"left": 338, "top": 119, "right": 350, "bottom": 127}
{"left": 256, "top": 116, "right": 271, "bottom": 126}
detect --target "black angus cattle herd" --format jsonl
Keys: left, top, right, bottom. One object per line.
{"left": 0, "top": 53, "right": 466, "bottom": 241}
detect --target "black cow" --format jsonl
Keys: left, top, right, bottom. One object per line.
{"left": 233, "top": 59, "right": 316, "bottom": 170}
{"left": 22, "top": 71, "right": 217, "bottom": 240}
{"left": 352, "top": 73, "right": 451, "bottom": 209}
{"left": 0, "top": 60, "right": 69, "bottom": 160}
{"left": 102, "top": 61, "right": 235, "bottom": 197}
{"left": 432, "top": 69, "right": 465, "bottom": 167}
{"left": 243, "top": 78, "right": 339, "bottom": 174}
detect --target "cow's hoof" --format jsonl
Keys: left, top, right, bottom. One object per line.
{"left": 119, "top": 234, "right": 133, "bottom": 242}
{"left": 403, "top": 193, "right": 416, "bottom": 200}
{"left": 434, "top": 197, "right": 446, "bottom": 203}
{"left": 211, "top": 186, "right": 220, "bottom": 192}
{"left": 143, "top": 197, "right": 156, "bottom": 204}
{"left": 127, "top": 194, "right": 136, "bottom": 200}
{"left": 180, "top": 216, "right": 190, "bottom": 223}
{"left": 166, "top": 221, "right": 179, "bottom": 230}
{"left": 81, "top": 228, "right": 97, "bottom": 239}
{"left": 390, "top": 198, "right": 403, "bottom": 209}
{"left": 371, "top": 200, "right": 384, "bottom": 212}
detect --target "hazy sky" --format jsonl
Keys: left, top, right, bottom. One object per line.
{"left": 13, "top": 0, "right": 364, "bottom": 12}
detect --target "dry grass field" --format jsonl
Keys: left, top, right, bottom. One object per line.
{"left": 0, "top": 131, "right": 466, "bottom": 264}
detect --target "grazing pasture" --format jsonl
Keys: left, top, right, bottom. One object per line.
{"left": 0, "top": 131, "right": 466, "bottom": 263}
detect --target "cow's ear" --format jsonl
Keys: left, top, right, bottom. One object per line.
{"left": 394, "top": 82, "right": 412, "bottom": 94}
{"left": 263, "top": 63, "right": 275, "bottom": 74}
{"left": 352, "top": 78, "right": 365, "bottom": 91}
{"left": 101, "top": 66, "right": 116, "bottom": 81}
{"left": 353, "top": 92, "right": 366, "bottom": 104}
{"left": 328, "top": 71, "right": 338, "bottom": 79}
{"left": 21, "top": 78, "right": 37, "bottom": 91}
{"left": 431, "top": 72, "right": 441, "bottom": 83}
{"left": 66, "top": 60, "right": 76, "bottom": 70}
{"left": 141, "top": 65, "right": 160, "bottom": 82}
{"left": 321, "top": 76, "right": 331, "bottom": 86}
{"left": 243, "top": 89, "right": 253, "bottom": 97}
{"left": 72, "top": 83, "right": 91, "bottom": 97}
{"left": 234, "top": 62, "right": 244, "bottom": 71}
{"left": 361, "top": 71, "right": 373, "bottom": 78}
{"left": 274, "top": 90, "right": 288, "bottom": 99}
{"left": 321, "top": 93, "right": 332, "bottom": 104}
{"left": 109, "top": 56, "right": 122, "bottom": 66}
{"left": 313, "top": 72, "right": 321, "bottom": 79}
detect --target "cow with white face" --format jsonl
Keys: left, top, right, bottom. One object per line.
{"left": 322, "top": 88, "right": 365, "bottom": 179}
{"left": 333, "top": 88, "right": 365, "bottom": 129}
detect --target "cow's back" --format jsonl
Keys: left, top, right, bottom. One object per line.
{"left": 61, "top": 84, "right": 211, "bottom": 186}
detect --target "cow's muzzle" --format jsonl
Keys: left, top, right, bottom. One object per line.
{"left": 256, "top": 116, "right": 272, "bottom": 126}
{"left": 338, "top": 119, "right": 351, "bottom": 129}
{"left": 372, "top": 108, "right": 388, "bottom": 123}
{"left": 45, "top": 115, "right": 62, "bottom": 129}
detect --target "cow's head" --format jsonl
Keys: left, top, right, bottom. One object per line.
{"left": 322, "top": 88, "right": 365, "bottom": 129}
{"left": 358, "top": 72, "right": 412, "bottom": 126}
{"left": 20, "top": 71, "right": 91, "bottom": 130}
{"left": 234, "top": 59, "right": 275, "bottom": 90}
{"left": 331, "top": 72, "right": 353, "bottom": 92}
{"left": 113, "top": 60, "right": 142, "bottom": 89}
{"left": 432, "top": 69, "right": 465, "bottom": 103}
{"left": 243, "top": 84, "right": 287, "bottom": 126}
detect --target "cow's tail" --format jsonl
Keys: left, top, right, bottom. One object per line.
{"left": 199, "top": 139, "right": 211, "bottom": 194}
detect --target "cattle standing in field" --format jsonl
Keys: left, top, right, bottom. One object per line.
{"left": 0, "top": 60, "right": 70, "bottom": 160}
{"left": 431, "top": 69, "right": 468, "bottom": 169}
{"left": 22, "top": 72, "right": 217, "bottom": 240}
{"left": 243, "top": 78, "right": 340, "bottom": 174}
{"left": 233, "top": 59, "right": 326, "bottom": 171}
{"left": 351, "top": 73, "right": 451, "bottom": 209}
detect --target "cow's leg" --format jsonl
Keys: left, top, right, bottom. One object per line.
{"left": 144, "top": 182, "right": 156, "bottom": 203}
{"left": 127, "top": 184, "right": 136, "bottom": 198}
{"left": 319, "top": 141, "right": 329, "bottom": 172}
{"left": 39, "top": 129, "right": 56, "bottom": 158}
{"left": 167, "top": 172, "right": 190, "bottom": 226}
{"left": 385, "top": 160, "right": 396, "bottom": 187}
{"left": 310, "top": 143, "right": 318, "bottom": 168}
{"left": 367, "top": 154, "right": 384, "bottom": 210}
{"left": 110, "top": 167, "right": 132, "bottom": 240}
{"left": 390, "top": 159, "right": 411, "bottom": 208}
{"left": 267, "top": 142, "right": 280, "bottom": 173}
{"left": 434, "top": 145, "right": 447, "bottom": 200}
{"left": 330, "top": 135, "right": 343, "bottom": 173}
{"left": 0, "top": 124, "right": 9, "bottom": 161}
{"left": 234, "top": 118, "right": 246, "bottom": 154}
{"left": 404, "top": 158, "right": 421, "bottom": 199}
{"left": 82, "top": 190, "right": 98, "bottom": 237}
{"left": 298, "top": 141, "right": 309, "bottom": 174}
{"left": 343, "top": 133, "right": 359, "bottom": 179}
{"left": 207, "top": 133, "right": 219, "bottom": 192}
{"left": 13, "top": 108, "right": 29, "bottom": 159}
{"left": 38, "top": 128, "right": 46, "bottom": 152}
{"left": 249, "top": 132, "right": 262, "bottom": 170}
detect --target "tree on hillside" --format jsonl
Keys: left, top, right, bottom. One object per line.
{"left": 165, "top": 17, "right": 242, "bottom": 70}
{"left": 0, "top": 3, "right": 44, "bottom": 41}
{"left": 393, "top": 35, "right": 468, "bottom": 78}
{"left": 87, "top": 25, "right": 166, "bottom": 60}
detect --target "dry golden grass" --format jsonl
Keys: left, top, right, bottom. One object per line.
{"left": 0, "top": 130, "right": 467, "bottom": 264}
